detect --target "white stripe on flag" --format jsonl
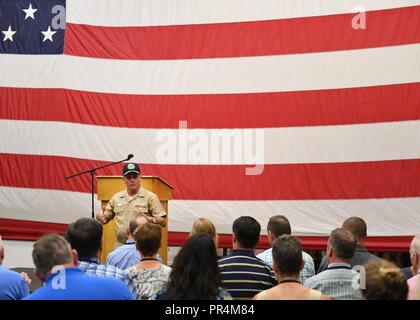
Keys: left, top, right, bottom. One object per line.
{"left": 1, "top": 186, "right": 419, "bottom": 235}
{"left": 1, "top": 119, "right": 420, "bottom": 164}
{"left": 1, "top": 44, "right": 420, "bottom": 94}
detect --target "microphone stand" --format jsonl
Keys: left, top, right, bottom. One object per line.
{"left": 65, "top": 155, "right": 133, "bottom": 218}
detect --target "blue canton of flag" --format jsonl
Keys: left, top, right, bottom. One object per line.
{"left": 0, "top": 0, "right": 66, "bottom": 54}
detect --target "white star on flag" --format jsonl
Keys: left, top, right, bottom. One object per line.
{"left": 41, "top": 26, "right": 57, "bottom": 42}
{"left": 23, "top": 3, "right": 38, "bottom": 20}
{"left": 2, "top": 25, "right": 16, "bottom": 42}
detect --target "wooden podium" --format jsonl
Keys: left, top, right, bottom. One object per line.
{"left": 97, "top": 176, "right": 173, "bottom": 264}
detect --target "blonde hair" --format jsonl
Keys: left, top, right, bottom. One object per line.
{"left": 191, "top": 217, "right": 218, "bottom": 248}
{"left": 363, "top": 260, "right": 408, "bottom": 300}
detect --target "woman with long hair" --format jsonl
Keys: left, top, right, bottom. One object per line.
{"left": 153, "top": 234, "right": 231, "bottom": 300}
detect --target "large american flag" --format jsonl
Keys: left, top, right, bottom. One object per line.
{"left": 1, "top": 0, "right": 420, "bottom": 247}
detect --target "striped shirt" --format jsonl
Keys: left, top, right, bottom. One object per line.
{"left": 257, "top": 248, "right": 315, "bottom": 283}
{"left": 78, "top": 258, "right": 127, "bottom": 281}
{"left": 218, "top": 249, "right": 277, "bottom": 300}
{"left": 78, "top": 257, "right": 140, "bottom": 298}
{"left": 304, "top": 263, "right": 363, "bottom": 300}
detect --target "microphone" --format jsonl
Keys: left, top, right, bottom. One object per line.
{"left": 127, "top": 154, "right": 134, "bottom": 160}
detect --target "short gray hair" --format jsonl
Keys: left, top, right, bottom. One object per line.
{"left": 32, "top": 234, "right": 73, "bottom": 278}
{"left": 410, "top": 235, "right": 420, "bottom": 254}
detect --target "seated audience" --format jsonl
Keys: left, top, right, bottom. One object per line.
{"left": 65, "top": 218, "right": 127, "bottom": 281}
{"left": 24, "top": 234, "right": 133, "bottom": 300}
{"left": 190, "top": 217, "right": 218, "bottom": 248}
{"left": 257, "top": 215, "right": 315, "bottom": 283}
{"left": 0, "top": 235, "right": 30, "bottom": 300}
{"left": 218, "top": 216, "right": 277, "bottom": 300}
{"left": 408, "top": 235, "right": 420, "bottom": 300}
{"left": 254, "top": 235, "right": 329, "bottom": 300}
{"left": 153, "top": 234, "right": 231, "bottom": 300}
{"left": 106, "top": 213, "right": 148, "bottom": 269}
{"left": 305, "top": 228, "right": 363, "bottom": 300}
{"left": 126, "top": 223, "right": 171, "bottom": 299}
{"left": 318, "top": 217, "right": 381, "bottom": 273}
{"left": 362, "top": 260, "right": 408, "bottom": 300}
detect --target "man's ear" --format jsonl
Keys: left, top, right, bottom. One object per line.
{"left": 273, "top": 261, "right": 280, "bottom": 275}
{"left": 35, "top": 269, "right": 45, "bottom": 282}
{"left": 300, "top": 259, "right": 305, "bottom": 271}
{"left": 267, "top": 231, "right": 275, "bottom": 245}
{"left": 71, "top": 249, "right": 79, "bottom": 266}
{"left": 326, "top": 244, "right": 333, "bottom": 261}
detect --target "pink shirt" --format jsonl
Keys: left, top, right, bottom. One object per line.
{"left": 407, "top": 273, "right": 420, "bottom": 300}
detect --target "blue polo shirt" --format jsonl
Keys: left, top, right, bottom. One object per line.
{"left": 24, "top": 267, "right": 134, "bottom": 300}
{"left": 106, "top": 240, "right": 141, "bottom": 270}
{"left": 0, "top": 266, "right": 30, "bottom": 300}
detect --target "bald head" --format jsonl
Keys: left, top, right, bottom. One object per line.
{"left": 411, "top": 236, "right": 420, "bottom": 254}
{"left": 342, "top": 217, "right": 367, "bottom": 244}
{"left": 129, "top": 213, "right": 149, "bottom": 237}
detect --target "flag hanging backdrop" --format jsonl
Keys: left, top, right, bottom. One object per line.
{"left": 1, "top": 0, "right": 420, "bottom": 249}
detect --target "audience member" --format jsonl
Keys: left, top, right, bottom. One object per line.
{"left": 218, "top": 216, "right": 277, "bottom": 300}
{"left": 190, "top": 217, "right": 218, "bottom": 248}
{"left": 154, "top": 234, "right": 231, "bottom": 300}
{"left": 24, "top": 234, "right": 133, "bottom": 300}
{"left": 126, "top": 223, "right": 171, "bottom": 299}
{"left": 254, "top": 235, "right": 329, "bottom": 300}
{"left": 408, "top": 235, "right": 420, "bottom": 300}
{"left": 318, "top": 217, "right": 381, "bottom": 272}
{"left": 0, "top": 235, "right": 30, "bottom": 300}
{"left": 65, "top": 218, "right": 127, "bottom": 281}
{"left": 305, "top": 228, "right": 362, "bottom": 300}
{"left": 362, "top": 260, "right": 408, "bottom": 300}
{"left": 257, "top": 215, "right": 315, "bottom": 283}
{"left": 106, "top": 213, "right": 148, "bottom": 269}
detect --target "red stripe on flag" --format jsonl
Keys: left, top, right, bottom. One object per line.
{"left": 64, "top": 6, "right": 420, "bottom": 60}
{"left": 0, "top": 218, "right": 411, "bottom": 250}
{"left": 1, "top": 83, "right": 420, "bottom": 128}
{"left": 1, "top": 153, "right": 419, "bottom": 200}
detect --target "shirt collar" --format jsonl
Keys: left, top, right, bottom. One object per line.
{"left": 120, "top": 187, "right": 145, "bottom": 199}
{"left": 327, "top": 262, "right": 352, "bottom": 269}
{"left": 45, "top": 267, "right": 82, "bottom": 282}
{"left": 125, "top": 239, "right": 136, "bottom": 245}
{"left": 355, "top": 244, "right": 368, "bottom": 252}
{"left": 231, "top": 249, "right": 256, "bottom": 257}
{"left": 78, "top": 256, "right": 101, "bottom": 264}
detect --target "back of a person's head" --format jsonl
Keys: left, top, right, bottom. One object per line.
{"left": 267, "top": 215, "right": 291, "bottom": 238}
{"left": 328, "top": 228, "right": 357, "bottom": 260}
{"left": 65, "top": 218, "right": 103, "bottom": 258}
{"left": 342, "top": 217, "right": 367, "bottom": 243}
{"left": 168, "top": 234, "right": 220, "bottom": 299}
{"left": 128, "top": 213, "right": 149, "bottom": 236}
{"left": 232, "top": 216, "right": 261, "bottom": 249}
{"left": 191, "top": 217, "right": 217, "bottom": 247}
{"left": 272, "top": 235, "right": 303, "bottom": 276}
{"left": 134, "top": 222, "right": 162, "bottom": 257}
{"left": 363, "top": 260, "right": 408, "bottom": 300}
{"left": 32, "top": 234, "right": 73, "bottom": 279}
{"left": 410, "top": 235, "right": 420, "bottom": 255}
